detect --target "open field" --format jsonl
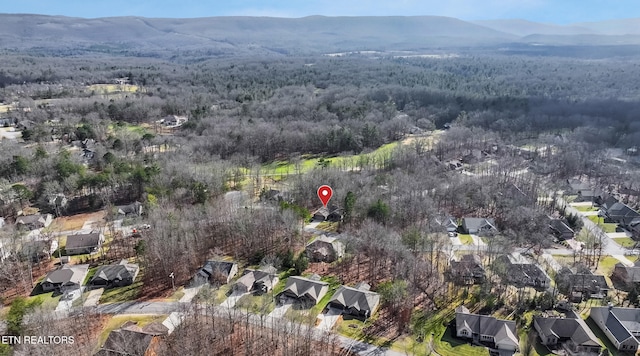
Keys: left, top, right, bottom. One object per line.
{"left": 54, "top": 210, "right": 106, "bottom": 231}
{"left": 87, "top": 84, "right": 140, "bottom": 94}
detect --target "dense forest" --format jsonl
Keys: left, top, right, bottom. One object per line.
{"left": 1, "top": 46, "right": 640, "bottom": 355}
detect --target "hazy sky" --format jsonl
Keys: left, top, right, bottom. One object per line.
{"left": 0, "top": 0, "right": 636, "bottom": 23}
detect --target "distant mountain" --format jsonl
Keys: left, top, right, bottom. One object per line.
{"left": 472, "top": 19, "right": 594, "bottom": 36}
{"left": 573, "top": 18, "right": 640, "bottom": 35}
{"left": 0, "top": 14, "right": 638, "bottom": 56}
{"left": 0, "top": 14, "right": 515, "bottom": 55}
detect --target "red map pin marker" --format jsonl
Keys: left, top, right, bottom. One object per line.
{"left": 317, "top": 185, "right": 333, "bottom": 207}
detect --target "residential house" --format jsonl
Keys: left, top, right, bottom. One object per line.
{"left": 555, "top": 267, "right": 609, "bottom": 301}
{"left": 577, "top": 188, "right": 604, "bottom": 205}
{"left": 436, "top": 216, "right": 458, "bottom": 233}
{"left": 449, "top": 254, "right": 485, "bottom": 285}
{"left": 194, "top": 260, "right": 238, "bottom": 286}
{"left": 65, "top": 233, "right": 104, "bottom": 255}
{"left": 41, "top": 264, "right": 89, "bottom": 292}
{"left": 90, "top": 260, "right": 140, "bottom": 288}
{"left": 566, "top": 179, "right": 590, "bottom": 195}
{"left": 328, "top": 282, "right": 380, "bottom": 320}
{"left": 95, "top": 321, "right": 168, "bottom": 356}
{"left": 116, "top": 202, "right": 143, "bottom": 216}
{"left": 461, "top": 217, "right": 497, "bottom": 236}
{"left": 0, "top": 117, "right": 16, "bottom": 127}
{"left": 312, "top": 205, "right": 343, "bottom": 223}
{"left": 454, "top": 305, "right": 519, "bottom": 352}
{"left": 590, "top": 306, "right": 640, "bottom": 352}
{"left": 233, "top": 268, "right": 279, "bottom": 294}
{"left": 600, "top": 199, "right": 640, "bottom": 237}
{"left": 20, "top": 240, "right": 58, "bottom": 263}
{"left": 533, "top": 311, "right": 602, "bottom": 355}
{"left": 16, "top": 214, "right": 53, "bottom": 230}
{"left": 493, "top": 253, "right": 551, "bottom": 289}
{"left": 305, "top": 235, "right": 345, "bottom": 263}
{"left": 278, "top": 276, "right": 329, "bottom": 307}
{"left": 612, "top": 260, "right": 640, "bottom": 288}
{"left": 548, "top": 217, "right": 575, "bottom": 241}
{"left": 446, "top": 160, "right": 463, "bottom": 170}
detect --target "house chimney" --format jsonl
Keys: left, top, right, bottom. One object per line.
{"left": 608, "top": 302, "right": 613, "bottom": 311}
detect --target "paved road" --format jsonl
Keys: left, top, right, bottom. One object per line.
{"left": 93, "top": 300, "right": 402, "bottom": 356}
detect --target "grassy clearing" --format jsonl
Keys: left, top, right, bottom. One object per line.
{"left": 431, "top": 325, "right": 490, "bottom": 356}
{"left": 574, "top": 205, "right": 597, "bottom": 212}
{"left": 29, "top": 292, "right": 62, "bottom": 310}
{"left": 316, "top": 221, "right": 339, "bottom": 233}
{"left": 597, "top": 256, "right": 622, "bottom": 276}
{"left": 457, "top": 234, "right": 474, "bottom": 245}
{"left": 235, "top": 293, "right": 276, "bottom": 315}
{"left": 99, "top": 274, "right": 143, "bottom": 304}
{"left": 586, "top": 216, "right": 618, "bottom": 233}
{"left": 194, "top": 284, "right": 232, "bottom": 305}
{"left": 95, "top": 314, "right": 166, "bottom": 351}
{"left": 83, "top": 267, "right": 99, "bottom": 285}
{"left": 87, "top": 84, "right": 139, "bottom": 94}
{"left": 167, "top": 287, "right": 185, "bottom": 302}
{"left": 614, "top": 237, "right": 637, "bottom": 248}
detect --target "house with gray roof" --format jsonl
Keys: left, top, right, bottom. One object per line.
{"left": 194, "top": 260, "right": 238, "bottom": 286}
{"left": 590, "top": 306, "right": 640, "bottom": 352}
{"left": 95, "top": 321, "right": 168, "bottom": 356}
{"left": 449, "top": 254, "right": 485, "bottom": 285}
{"left": 16, "top": 213, "right": 52, "bottom": 230}
{"left": 41, "top": 264, "right": 89, "bottom": 292}
{"left": 116, "top": 202, "right": 143, "bottom": 216}
{"left": 65, "top": 232, "right": 104, "bottom": 255}
{"left": 305, "top": 235, "right": 345, "bottom": 263}
{"left": 534, "top": 311, "right": 602, "bottom": 355}
{"left": 233, "top": 268, "right": 279, "bottom": 294}
{"left": 555, "top": 266, "right": 609, "bottom": 301}
{"left": 328, "top": 283, "right": 380, "bottom": 320}
{"left": 279, "top": 276, "right": 329, "bottom": 307}
{"left": 90, "top": 260, "right": 140, "bottom": 288}
{"left": 435, "top": 216, "right": 458, "bottom": 233}
{"left": 612, "top": 260, "right": 640, "bottom": 289}
{"left": 493, "top": 253, "right": 551, "bottom": 289}
{"left": 461, "top": 217, "right": 497, "bottom": 236}
{"left": 454, "top": 305, "right": 519, "bottom": 352}
{"left": 548, "top": 217, "right": 574, "bottom": 241}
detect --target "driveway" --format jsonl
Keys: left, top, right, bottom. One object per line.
{"left": 220, "top": 291, "right": 248, "bottom": 308}
{"left": 55, "top": 287, "right": 83, "bottom": 311}
{"left": 469, "top": 234, "right": 487, "bottom": 246}
{"left": 268, "top": 299, "right": 294, "bottom": 318}
{"left": 83, "top": 288, "right": 104, "bottom": 307}
{"left": 316, "top": 307, "right": 342, "bottom": 331}
{"left": 179, "top": 285, "right": 204, "bottom": 303}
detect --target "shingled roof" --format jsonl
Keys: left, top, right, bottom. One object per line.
{"left": 329, "top": 285, "right": 380, "bottom": 316}
{"left": 455, "top": 305, "right": 519, "bottom": 349}
{"left": 534, "top": 312, "right": 600, "bottom": 348}
{"left": 281, "top": 276, "right": 329, "bottom": 304}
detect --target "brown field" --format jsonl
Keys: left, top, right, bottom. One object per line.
{"left": 55, "top": 210, "right": 106, "bottom": 231}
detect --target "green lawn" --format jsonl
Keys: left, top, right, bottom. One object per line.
{"left": 598, "top": 256, "right": 623, "bottom": 276}
{"left": 194, "top": 284, "right": 232, "bottom": 305}
{"left": 235, "top": 292, "right": 276, "bottom": 315}
{"left": 458, "top": 234, "right": 474, "bottom": 245}
{"left": 574, "top": 205, "right": 597, "bottom": 212}
{"left": 613, "top": 237, "right": 637, "bottom": 248}
{"left": 587, "top": 216, "right": 618, "bottom": 233}
{"left": 431, "top": 325, "right": 490, "bottom": 356}
{"left": 316, "top": 221, "right": 340, "bottom": 233}
{"left": 99, "top": 280, "right": 143, "bottom": 304}
{"left": 29, "top": 292, "right": 61, "bottom": 310}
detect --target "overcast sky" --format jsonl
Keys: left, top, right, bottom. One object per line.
{"left": 0, "top": 0, "right": 636, "bottom": 24}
